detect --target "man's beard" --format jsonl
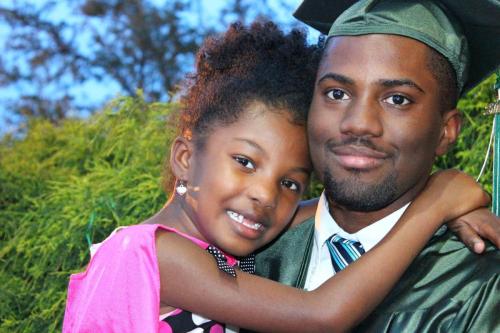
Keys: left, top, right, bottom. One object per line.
{"left": 323, "top": 169, "right": 398, "bottom": 212}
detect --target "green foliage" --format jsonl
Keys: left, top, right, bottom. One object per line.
{"left": 435, "top": 75, "right": 497, "bottom": 194}
{"left": 0, "top": 95, "right": 176, "bottom": 331}
{"left": 0, "top": 77, "right": 497, "bottom": 332}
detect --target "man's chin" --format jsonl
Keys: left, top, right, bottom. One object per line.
{"left": 327, "top": 192, "right": 394, "bottom": 212}
{"left": 323, "top": 171, "right": 398, "bottom": 212}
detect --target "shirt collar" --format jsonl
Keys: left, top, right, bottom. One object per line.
{"left": 157, "top": 224, "right": 239, "bottom": 266}
{"left": 314, "top": 192, "right": 410, "bottom": 251}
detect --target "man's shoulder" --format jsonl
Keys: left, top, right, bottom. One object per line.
{"left": 426, "top": 227, "right": 500, "bottom": 272}
{"left": 254, "top": 216, "right": 315, "bottom": 286}
{"left": 290, "top": 198, "right": 319, "bottom": 227}
{"left": 357, "top": 229, "right": 499, "bottom": 333}
{"left": 389, "top": 228, "right": 499, "bottom": 303}
{"left": 256, "top": 215, "right": 315, "bottom": 258}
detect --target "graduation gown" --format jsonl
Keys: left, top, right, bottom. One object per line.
{"left": 255, "top": 217, "right": 500, "bottom": 332}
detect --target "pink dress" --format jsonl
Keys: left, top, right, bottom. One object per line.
{"left": 63, "top": 224, "right": 240, "bottom": 332}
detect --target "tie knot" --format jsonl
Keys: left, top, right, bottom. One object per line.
{"left": 329, "top": 234, "right": 362, "bottom": 247}
{"left": 327, "top": 234, "right": 365, "bottom": 273}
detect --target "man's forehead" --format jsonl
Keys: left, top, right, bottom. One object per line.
{"left": 296, "top": 0, "right": 500, "bottom": 95}
{"left": 321, "top": 34, "right": 430, "bottom": 68}
{"left": 318, "top": 35, "right": 436, "bottom": 92}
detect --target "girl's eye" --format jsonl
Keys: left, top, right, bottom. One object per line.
{"left": 234, "top": 156, "right": 255, "bottom": 170}
{"left": 383, "top": 94, "right": 411, "bottom": 106}
{"left": 326, "top": 88, "right": 349, "bottom": 101}
{"left": 281, "top": 179, "right": 300, "bottom": 192}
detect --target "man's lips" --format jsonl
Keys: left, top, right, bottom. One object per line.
{"left": 331, "top": 145, "right": 389, "bottom": 170}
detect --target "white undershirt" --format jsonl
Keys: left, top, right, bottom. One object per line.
{"left": 303, "top": 192, "right": 410, "bottom": 291}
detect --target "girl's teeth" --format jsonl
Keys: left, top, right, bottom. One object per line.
{"left": 227, "top": 210, "right": 262, "bottom": 230}
{"left": 246, "top": 222, "right": 262, "bottom": 230}
{"left": 227, "top": 210, "right": 243, "bottom": 223}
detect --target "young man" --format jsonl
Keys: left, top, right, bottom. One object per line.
{"left": 255, "top": 1, "right": 500, "bottom": 331}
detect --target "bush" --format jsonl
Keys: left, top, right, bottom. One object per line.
{"left": 435, "top": 74, "right": 497, "bottom": 194}
{"left": 0, "top": 95, "right": 176, "bottom": 331}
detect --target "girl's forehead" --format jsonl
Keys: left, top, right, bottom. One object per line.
{"left": 203, "top": 104, "right": 306, "bottom": 145}
{"left": 192, "top": 100, "right": 306, "bottom": 150}
{"left": 236, "top": 100, "right": 298, "bottom": 124}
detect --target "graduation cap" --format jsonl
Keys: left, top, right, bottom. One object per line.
{"left": 294, "top": 0, "right": 500, "bottom": 94}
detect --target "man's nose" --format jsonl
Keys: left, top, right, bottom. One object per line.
{"left": 339, "top": 98, "right": 383, "bottom": 137}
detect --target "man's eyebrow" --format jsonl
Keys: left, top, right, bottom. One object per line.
{"left": 317, "top": 72, "right": 354, "bottom": 85}
{"left": 378, "top": 79, "right": 425, "bottom": 93}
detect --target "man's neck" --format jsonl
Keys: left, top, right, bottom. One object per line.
{"left": 328, "top": 202, "right": 407, "bottom": 233}
{"left": 328, "top": 183, "right": 426, "bottom": 234}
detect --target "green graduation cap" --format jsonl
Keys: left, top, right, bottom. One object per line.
{"left": 294, "top": 0, "right": 500, "bottom": 95}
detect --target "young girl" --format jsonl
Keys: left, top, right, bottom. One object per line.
{"left": 63, "top": 21, "right": 490, "bottom": 332}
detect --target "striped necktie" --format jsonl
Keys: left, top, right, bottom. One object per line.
{"left": 326, "top": 234, "right": 365, "bottom": 273}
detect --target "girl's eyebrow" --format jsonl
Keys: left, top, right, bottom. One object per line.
{"left": 290, "top": 166, "right": 312, "bottom": 175}
{"left": 234, "top": 138, "right": 265, "bottom": 153}
{"left": 233, "top": 137, "right": 311, "bottom": 174}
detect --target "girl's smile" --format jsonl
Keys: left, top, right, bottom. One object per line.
{"left": 169, "top": 100, "right": 312, "bottom": 256}
{"left": 226, "top": 210, "right": 266, "bottom": 232}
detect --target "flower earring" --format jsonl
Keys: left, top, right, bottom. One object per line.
{"left": 176, "top": 180, "right": 187, "bottom": 196}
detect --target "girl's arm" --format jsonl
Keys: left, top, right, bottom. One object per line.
{"left": 293, "top": 189, "right": 500, "bottom": 254}
{"left": 158, "top": 170, "right": 489, "bottom": 332}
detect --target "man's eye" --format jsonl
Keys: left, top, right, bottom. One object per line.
{"left": 326, "top": 88, "right": 349, "bottom": 101}
{"left": 234, "top": 156, "right": 255, "bottom": 170}
{"left": 281, "top": 179, "right": 300, "bottom": 192}
{"left": 384, "top": 94, "right": 411, "bottom": 106}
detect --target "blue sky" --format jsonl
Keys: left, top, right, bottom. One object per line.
{"left": 0, "top": 0, "right": 319, "bottom": 135}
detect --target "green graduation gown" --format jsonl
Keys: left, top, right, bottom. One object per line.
{"left": 255, "top": 217, "right": 500, "bottom": 332}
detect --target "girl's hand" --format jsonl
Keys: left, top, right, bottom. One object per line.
{"left": 421, "top": 170, "right": 490, "bottom": 224}
{"left": 448, "top": 208, "right": 500, "bottom": 253}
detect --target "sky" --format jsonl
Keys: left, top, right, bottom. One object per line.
{"left": 0, "top": 0, "right": 319, "bottom": 135}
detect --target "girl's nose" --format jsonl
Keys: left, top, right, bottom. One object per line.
{"left": 248, "top": 179, "right": 278, "bottom": 209}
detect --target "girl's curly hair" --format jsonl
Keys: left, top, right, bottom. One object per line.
{"left": 179, "top": 20, "right": 320, "bottom": 145}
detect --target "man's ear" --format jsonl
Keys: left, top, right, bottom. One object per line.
{"left": 170, "top": 136, "right": 194, "bottom": 180}
{"left": 435, "top": 109, "right": 461, "bottom": 156}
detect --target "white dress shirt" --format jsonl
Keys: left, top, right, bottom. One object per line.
{"left": 303, "top": 192, "right": 410, "bottom": 291}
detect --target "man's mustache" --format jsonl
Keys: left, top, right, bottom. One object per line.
{"left": 325, "top": 136, "right": 390, "bottom": 156}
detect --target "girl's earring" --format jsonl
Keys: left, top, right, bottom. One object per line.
{"left": 176, "top": 180, "right": 187, "bottom": 196}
